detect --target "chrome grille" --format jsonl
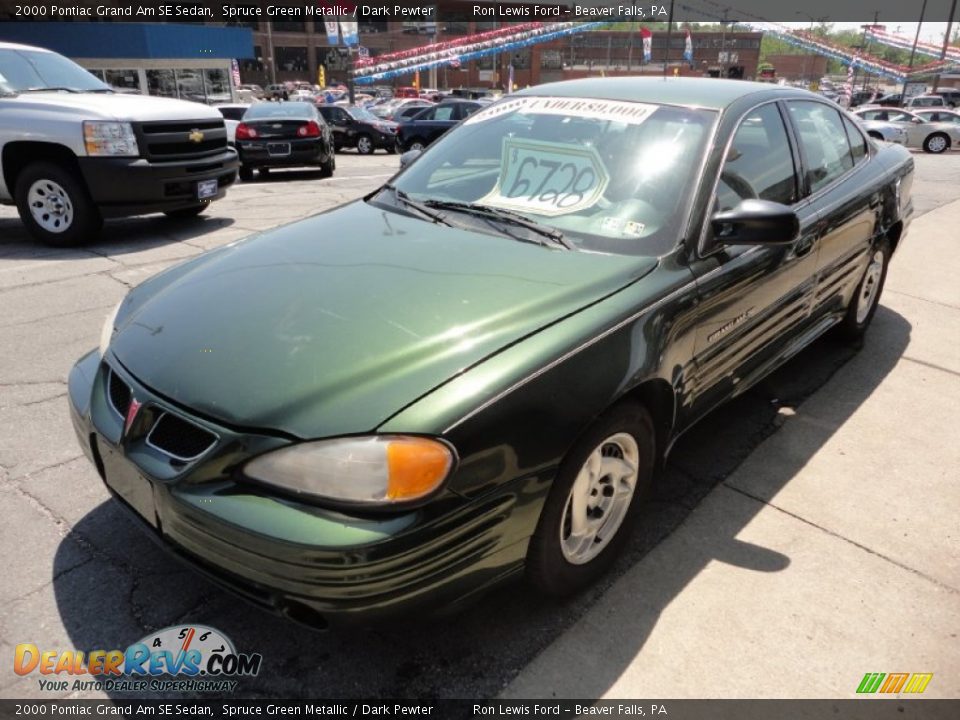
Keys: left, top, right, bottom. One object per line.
{"left": 136, "top": 120, "right": 227, "bottom": 161}
{"left": 147, "top": 412, "right": 217, "bottom": 461}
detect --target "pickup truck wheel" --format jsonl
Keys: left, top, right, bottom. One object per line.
{"left": 526, "top": 402, "right": 655, "bottom": 597}
{"left": 164, "top": 205, "right": 207, "bottom": 220}
{"left": 15, "top": 162, "right": 102, "bottom": 247}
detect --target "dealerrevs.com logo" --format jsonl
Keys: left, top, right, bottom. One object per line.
{"left": 14, "top": 625, "right": 262, "bottom": 693}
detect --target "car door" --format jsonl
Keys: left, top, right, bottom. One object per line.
{"left": 423, "top": 104, "right": 458, "bottom": 143}
{"left": 785, "top": 100, "right": 880, "bottom": 321}
{"left": 683, "top": 101, "right": 820, "bottom": 423}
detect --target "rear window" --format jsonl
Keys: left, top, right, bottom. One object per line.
{"left": 243, "top": 102, "right": 314, "bottom": 120}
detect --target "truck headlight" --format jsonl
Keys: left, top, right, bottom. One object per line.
{"left": 83, "top": 121, "right": 139, "bottom": 157}
{"left": 244, "top": 436, "right": 456, "bottom": 507}
{"left": 99, "top": 300, "right": 122, "bottom": 356}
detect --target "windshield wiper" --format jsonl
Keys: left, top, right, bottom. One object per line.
{"left": 421, "top": 200, "right": 574, "bottom": 250}
{"left": 376, "top": 184, "right": 451, "bottom": 226}
{"left": 23, "top": 86, "right": 81, "bottom": 93}
{"left": 87, "top": 88, "right": 115, "bottom": 93}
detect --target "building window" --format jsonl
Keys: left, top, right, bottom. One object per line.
{"left": 243, "top": 46, "right": 265, "bottom": 73}
{"left": 445, "top": 21, "right": 469, "bottom": 34}
{"left": 103, "top": 69, "right": 139, "bottom": 92}
{"left": 359, "top": 21, "right": 387, "bottom": 33}
{"left": 146, "top": 69, "right": 177, "bottom": 98}
{"left": 175, "top": 68, "right": 205, "bottom": 103}
{"left": 509, "top": 49, "right": 531, "bottom": 70}
{"left": 87, "top": 68, "right": 105, "bottom": 82}
{"left": 317, "top": 47, "right": 351, "bottom": 75}
{"left": 276, "top": 46, "right": 308, "bottom": 72}
{"left": 204, "top": 69, "right": 231, "bottom": 102}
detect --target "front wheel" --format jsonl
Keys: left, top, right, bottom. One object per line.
{"left": 837, "top": 239, "right": 891, "bottom": 342}
{"left": 923, "top": 132, "right": 950, "bottom": 154}
{"left": 14, "top": 161, "right": 102, "bottom": 247}
{"left": 238, "top": 166, "right": 254, "bottom": 182}
{"left": 356, "top": 134, "right": 375, "bottom": 155}
{"left": 526, "top": 402, "right": 655, "bottom": 597}
{"left": 405, "top": 138, "right": 427, "bottom": 153}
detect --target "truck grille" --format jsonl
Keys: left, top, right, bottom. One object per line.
{"left": 136, "top": 120, "right": 228, "bottom": 161}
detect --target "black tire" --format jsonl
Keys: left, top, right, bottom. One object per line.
{"left": 356, "top": 133, "right": 375, "bottom": 155}
{"left": 320, "top": 150, "right": 336, "bottom": 178}
{"left": 387, "top": 143, "right": 398, "bottom": 155}
{"left": 405, "top": 138, "right": 427, "bottom": 153}
{"left": 836, "top": 238, "right": 891, "bottom": 342}
{"left": 923, "top": 132, "right": 950, "bottom": 154}
{"left": 258, "top": 167, "right": 271, "bottom": 178}
{"left": 239, "top": 166, "right": 254, "bottom": 182}
{"left": 164, "top": 205, "right": 207, "bottom": 220}
{"left": 14, "top": 161, "right": 102, "bottom": 247}
{"left": 526, "top": 402, "right": 656, "bottom": 598}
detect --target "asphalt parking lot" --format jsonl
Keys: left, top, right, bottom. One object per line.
{"left": 1, "top": 149, "right": 958, "bottom": 702}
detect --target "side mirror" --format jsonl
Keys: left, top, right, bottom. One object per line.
{"left": 399, "top": 149, "right": 422, "bottom": 168}
{"left": 711, "top": 199, "right": 800, "bottom": 246}
{"left": 910, "top": 117, "right": 923, "bottom": 124}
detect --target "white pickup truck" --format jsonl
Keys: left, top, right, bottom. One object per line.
{"left": 0, "top": 41, "right": 239, "bottom": 246}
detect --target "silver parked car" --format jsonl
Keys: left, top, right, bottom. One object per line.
{"left": 852, "top": 108, "right": 960, "bottom": 154}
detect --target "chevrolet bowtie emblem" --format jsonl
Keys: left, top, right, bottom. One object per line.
{"left": 124, "top": 398, "right": 143, "bottom": 436}
{"left": 188, "top": 129, "right": 204, "bottom": 143}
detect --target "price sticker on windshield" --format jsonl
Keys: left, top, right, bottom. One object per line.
{"left": 481, "top": 138, "right": 610, "bottom": 217}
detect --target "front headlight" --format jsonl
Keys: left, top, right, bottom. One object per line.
{"left": 99, "top": 300, "right": 122, "bottom": 356}
{"left": 244, "top": 435, "right": 455, "bottom": 506}
{"left": 83, "top": 121, "right": 139, "bottom": 157}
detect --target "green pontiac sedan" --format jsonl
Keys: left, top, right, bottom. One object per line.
{"left": 69, "top": 78, "right": 914, "bottom": 627}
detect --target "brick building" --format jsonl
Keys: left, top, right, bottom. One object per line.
{"left": 764, "top": 54, "right": 829, "bottom": 82}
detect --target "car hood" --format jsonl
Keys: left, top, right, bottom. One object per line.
{"left": 111, "top": 201, "right": 658, "bottom": 439}
{"left": 8, "top": 92, "right": 222, "bottom": 121}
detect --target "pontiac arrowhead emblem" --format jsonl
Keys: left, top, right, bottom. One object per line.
{"left": 188, "top": 129, "right": 204, "bottom": 143}
{"left": 124, "top": 398, "right": 143, "bottom": 436}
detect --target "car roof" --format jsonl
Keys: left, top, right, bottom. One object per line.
{"left": 514, "top": 77, "right": 814, "bottom": 110}
{"left": 0, "top": 41, "right": 49, "bottom": 52}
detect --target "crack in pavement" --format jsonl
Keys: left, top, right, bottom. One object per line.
{"left": 0, "top": 391, "right": 68, "bottom": 410}
{"left": 900, "top": 355, "right": 960, "bottom": 379}
{"left": 885, "top": 288, "right": 960, "bottom": 311}
{"left": 722, "top": 483, "right": 960, "bottom": 595}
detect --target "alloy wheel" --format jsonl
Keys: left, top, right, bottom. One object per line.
{"left": 559, "top": 433, "right": 640, "bottom": 565}
{"left": 856, "top": 249, "right": 885, "bottom": 324}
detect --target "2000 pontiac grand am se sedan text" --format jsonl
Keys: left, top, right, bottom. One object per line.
{"left": 68, "top": 78, "right": 913, "bottom": 628}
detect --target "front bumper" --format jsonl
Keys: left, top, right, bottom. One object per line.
{"left": 67, "top": 350, "right": 528, "bottom": 627}
{"left": 78, "top": 150, "right": 238, "bottom": 217}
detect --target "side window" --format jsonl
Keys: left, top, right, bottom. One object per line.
{"left": 842, "top": 115, "right": 868, "bottom": 164}
{"left": 434, "top": 105, "right": 456, "bottom": 122}
{"left": 417, "top": 107, "right": 436, "bottom": 121}
{"left": 715, "top": 103, "right": 797, "bottom": 213}
{"left": 787, "top": 101, "right": 854, "bottom": 193}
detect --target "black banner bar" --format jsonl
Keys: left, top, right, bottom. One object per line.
{"left": 1, "top": 1, "right": 960, "bottom": 23}
{"left": 1, "top": 700, "right": 960, "bottom": 720}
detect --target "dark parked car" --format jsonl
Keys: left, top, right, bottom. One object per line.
{"left": 876, "top": 93, "right": 903, "bottom": 107}
{"left": 71, "top": 78, "right": 913, "bottom": 627}
{"left": 234, "top": 102, "right": 335, "bottom": 181}
{"left": 396, "top": 100, "right": 481, "bottom": 152}
{"left": 316, "top": 105, "right": 398, "bottom": 155}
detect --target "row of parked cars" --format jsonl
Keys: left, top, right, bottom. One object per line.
{"left": 214, "top": 97, "right": 486, "bottom": 180}
{"left": 852, "top": 106, "right": 960, "bottom": 154}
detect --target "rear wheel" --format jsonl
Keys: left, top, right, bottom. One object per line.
{"left": 837, "top": 239, "right": 891, "bottom": 342}
{"left": 14, "top": 161, "right": 102, "bottom": 247}
{"left": 923, "top": 132, "right": 950, "bottom": 154}
{"left": 527, "top": 402, "right": 655, "bottom": 597}
{"left": 320, "top": 150, "right": 336, "bottom": 178}
{"left": 239, "top": 166, "right": 254, "bottom": 182}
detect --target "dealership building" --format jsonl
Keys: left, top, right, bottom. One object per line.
{"left": 0, "top": 22, "right": 254, "bottom": 103}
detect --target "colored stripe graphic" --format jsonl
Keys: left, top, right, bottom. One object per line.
{"left": 903, "top": 674, "right": 933, "bottom": 694}
{"left": 880, "top": 673, "right": 909, "bottom": 693}
{"left": 857, "top": 673, "right": 886, "bottom": 694}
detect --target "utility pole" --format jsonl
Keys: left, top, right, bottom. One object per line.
{"left": 720, "top": 9, "right": 728, "bottom": 79}
{"left": 932, "top": 0, "right": 958, "bottom": 92}
{"left": 663, "top": 0, "right": 675, "bottom": 77}
{"left": 901, "top": 0, "right": 928, "bottom": 104}
{"left": 265, "top": 21, "right": 276, "bottom": 85}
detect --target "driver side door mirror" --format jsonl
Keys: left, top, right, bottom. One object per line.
{"left": 711, "top": 199, "right": 800, "bottom": 246}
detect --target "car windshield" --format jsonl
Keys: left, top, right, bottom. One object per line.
{"left": 385, "top": 96, "right": 717, "bottom": 256}
{"left": 243, "top": 102, "right": 314, "bottom": 120}
{"left": 0, "top": 48, "right": 109, "bottom": 93}
{"left": 346, "top": 106, "right": 379, "bottom": 122}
